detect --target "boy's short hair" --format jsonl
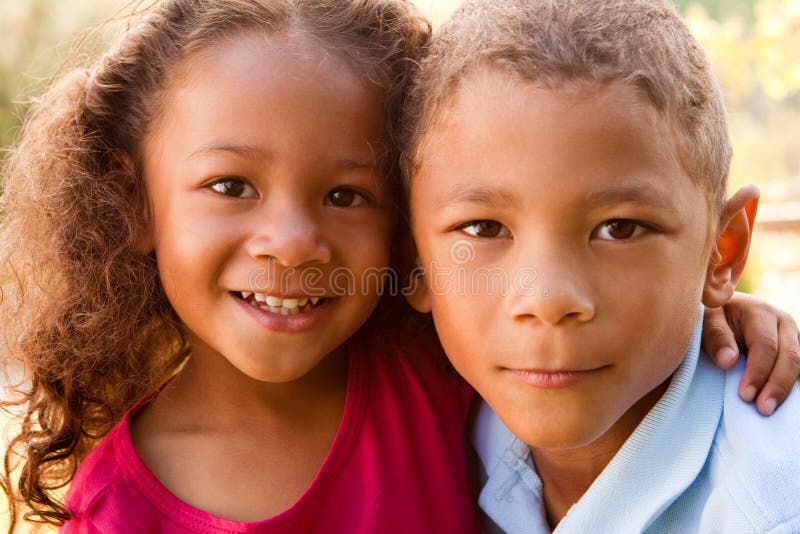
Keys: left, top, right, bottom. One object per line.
{"left": 402, "top": 0, "right": 731, "bottom": 219}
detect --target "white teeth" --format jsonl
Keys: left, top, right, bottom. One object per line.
{"left": 282, "top": 298, "right": 298, "bottom": 309}
{"left": 245, "top": 294, "right": 323, "bottom": 314}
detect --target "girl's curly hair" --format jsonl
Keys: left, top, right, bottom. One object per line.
{"left": 0, "top": 0, "right": 430, "bottom": 529}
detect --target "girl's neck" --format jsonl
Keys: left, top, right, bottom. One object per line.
{"left": 130, "top": 340, "right": 349, "bottom": 521}
{"left": 530, "top": 380, "right": 669, "bottom": 529}
{"left": 164, "top": 339, "right": 349, "bottom": 427}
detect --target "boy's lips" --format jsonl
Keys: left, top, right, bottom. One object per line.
{"left": 506, "top": 366, "right": 608, "bottom": 389}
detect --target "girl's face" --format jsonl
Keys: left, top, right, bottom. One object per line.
{"left": 142, "top": 32, "right": 391, "bottom": 383}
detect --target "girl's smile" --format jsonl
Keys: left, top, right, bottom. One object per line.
{"left": 233, "top": 290, "right": 332, "bottom": 334}
{"left": 235, "top": 292, "right": 324, "bottom": 316}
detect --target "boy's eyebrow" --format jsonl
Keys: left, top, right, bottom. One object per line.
{"left": 438, "top": 183, "right": 520, "bottom": 209}
{"left": 584, "top": 185, "right": 678, "bottom": 212}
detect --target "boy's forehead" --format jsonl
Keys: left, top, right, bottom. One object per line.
{"left": 423, "top": 70, "right": 671, "bottom": 174}
{"left": 414, "top": 68, "right": 708, "bottom": 221}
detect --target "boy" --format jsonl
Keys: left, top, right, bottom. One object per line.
{"left": 402, "top": 0, "right": 800, "bottom": 531}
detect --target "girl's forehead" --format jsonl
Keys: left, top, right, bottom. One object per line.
{"left": 169, "top": 30, "right": 367, "bottom": 96}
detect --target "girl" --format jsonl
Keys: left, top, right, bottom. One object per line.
{"left": 1, "top": 1, "right": 477, "bottom": 532}
{"left": 0, "top": 0, "right": 796, "bottom": 532}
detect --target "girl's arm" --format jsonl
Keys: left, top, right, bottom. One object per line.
{"left": 703, "top": 292, "right": 800, "bottom": 416}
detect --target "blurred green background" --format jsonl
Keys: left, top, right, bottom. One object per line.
{"left": 0, "top": 0, "right": 798, "bottom": 531}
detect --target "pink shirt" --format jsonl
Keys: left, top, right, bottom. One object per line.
{"left": 62, "top": 328, "right": 479, "bottom": 533}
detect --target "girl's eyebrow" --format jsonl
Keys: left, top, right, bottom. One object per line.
{"left": 438, "top": 183, "right": 520, "bottom": 209}
{"left": 188, "top": 144, "right": 376, "bottom": 170}
{"left": 335, "top": 157, "right": 378, "bottom": 170}
{"left": 188, "top": 142, "right": 270, "bottom": 160}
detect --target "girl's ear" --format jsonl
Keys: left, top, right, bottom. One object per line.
{"left": 117, "top": 152, "right": 155, "bottom": 254}
{"left": 703, "top": 184, "right": 760, "bottom": 308}
{"left": 404, "top": 264, "right": 432, "bottom": 313}
{"left": 134, "top": 198, "right": 155, "bottom": 254}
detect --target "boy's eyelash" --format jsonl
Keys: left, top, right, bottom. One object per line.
{"left": 593, "top": 219, "right": 659, "bottom": 241}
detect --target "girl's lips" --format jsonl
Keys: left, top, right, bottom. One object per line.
{"left": 506, "top": 367, "right": 604, "bottom": 389}
{"left": 232, "top": 291, "right": 332, "bottom": 333}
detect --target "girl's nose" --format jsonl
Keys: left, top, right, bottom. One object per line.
{"left": 246, "top": 206, "right": 331, "bottom": 268}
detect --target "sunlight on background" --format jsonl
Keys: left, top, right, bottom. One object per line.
{"left": 0, "top": 1, "right": 798, "bottom": 527}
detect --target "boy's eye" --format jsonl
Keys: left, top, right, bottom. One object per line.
{"left": 457, "top": 220, "right": 511, "bottom": 238}
{"left": 209, "top": 178, "right": 257, "bottom": 198}
{"left": 326, "top": 187, "right": 369, "bottom": 208}
{"left": 593, "top": 219, "right": 648, "bottom": 241}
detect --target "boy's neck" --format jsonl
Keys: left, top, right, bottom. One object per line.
{"left": 530, "top": 379, "right": 670, "bottom": 528}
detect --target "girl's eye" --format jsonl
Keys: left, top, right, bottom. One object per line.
{"left": 326, "top": 188, "right": 369, "bottom": 208}
{"left": 458, "top": 220, "right": 511, "bottom": 238}
{"left": 209, "top": 178, "right": 257, "bottom": 198}
{"left": 593, "top": 219, "right": 648, "bottom": 241}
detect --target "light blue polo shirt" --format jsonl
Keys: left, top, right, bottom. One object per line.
{"left": 473, "top": 316, "right": 800, "bottom": 533}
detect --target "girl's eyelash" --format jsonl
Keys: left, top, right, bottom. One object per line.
{"left": 453, "top": 220, "right": 512, "bottom": 239}
{"left": 206, "top": 177, "right": 257, "bottom": 198}
{"left": 326, "top": 186, "right": 377, "bottom": 208}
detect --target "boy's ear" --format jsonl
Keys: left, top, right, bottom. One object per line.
{"left": 703, "top": 184, "right": 759, "bottom": 308}
{"left": 404, "top": 264, "right": 432, "bottom": 313}
{"left": 116, "top": 152, "right": 155, "bottom": 254}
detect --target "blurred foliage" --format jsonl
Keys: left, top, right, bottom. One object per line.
{"left": 0, "top": 0, "right": 123, "bottom": 151}
{"left": 685, "top": 0, "right": 800, "bottom": 190}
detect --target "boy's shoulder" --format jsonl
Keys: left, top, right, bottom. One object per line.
{"left": 707, "top": 359, "right": 800, "bottom": 531}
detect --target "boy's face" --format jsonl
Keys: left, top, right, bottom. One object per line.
{"left": 410, "top": 70, "right": 714, "bottom": 449}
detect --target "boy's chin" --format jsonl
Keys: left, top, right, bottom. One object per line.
{"left": 518, "top": 423, "right": 612, "bottom": 452}
{"left": 499, "top": 405, "right": 620, "bottom": 452}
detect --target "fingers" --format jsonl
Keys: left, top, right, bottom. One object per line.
{"left": 754, "top": 315, "right": 800, "bottom": 416}
{"left": 734, "top": 304, "right": 779, "bottom": 406}
{"left": 702, "top": 306, "right": 740, "bottom": 369}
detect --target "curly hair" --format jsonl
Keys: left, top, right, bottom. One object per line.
{"left": 0, "top": 0, "right": 429, "bottom": 529}
{"left": 401, "top": 0, "right": 731, "bottom": 218}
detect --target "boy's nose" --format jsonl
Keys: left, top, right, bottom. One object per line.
{"left": 246, "top": 206, "right": 331, "bottom": 268}
{"left": 507, "top": 253, "right": 595, "bottom": 326}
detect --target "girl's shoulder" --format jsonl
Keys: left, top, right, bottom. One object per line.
{"left": 65, "top": 419, "right": 127, "bottom": 515}
{"left": 63, "top": 409, "right": 154, "bottom": 533}
{"left": 64, "top": 394, "right": 189, "bottom": 533}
